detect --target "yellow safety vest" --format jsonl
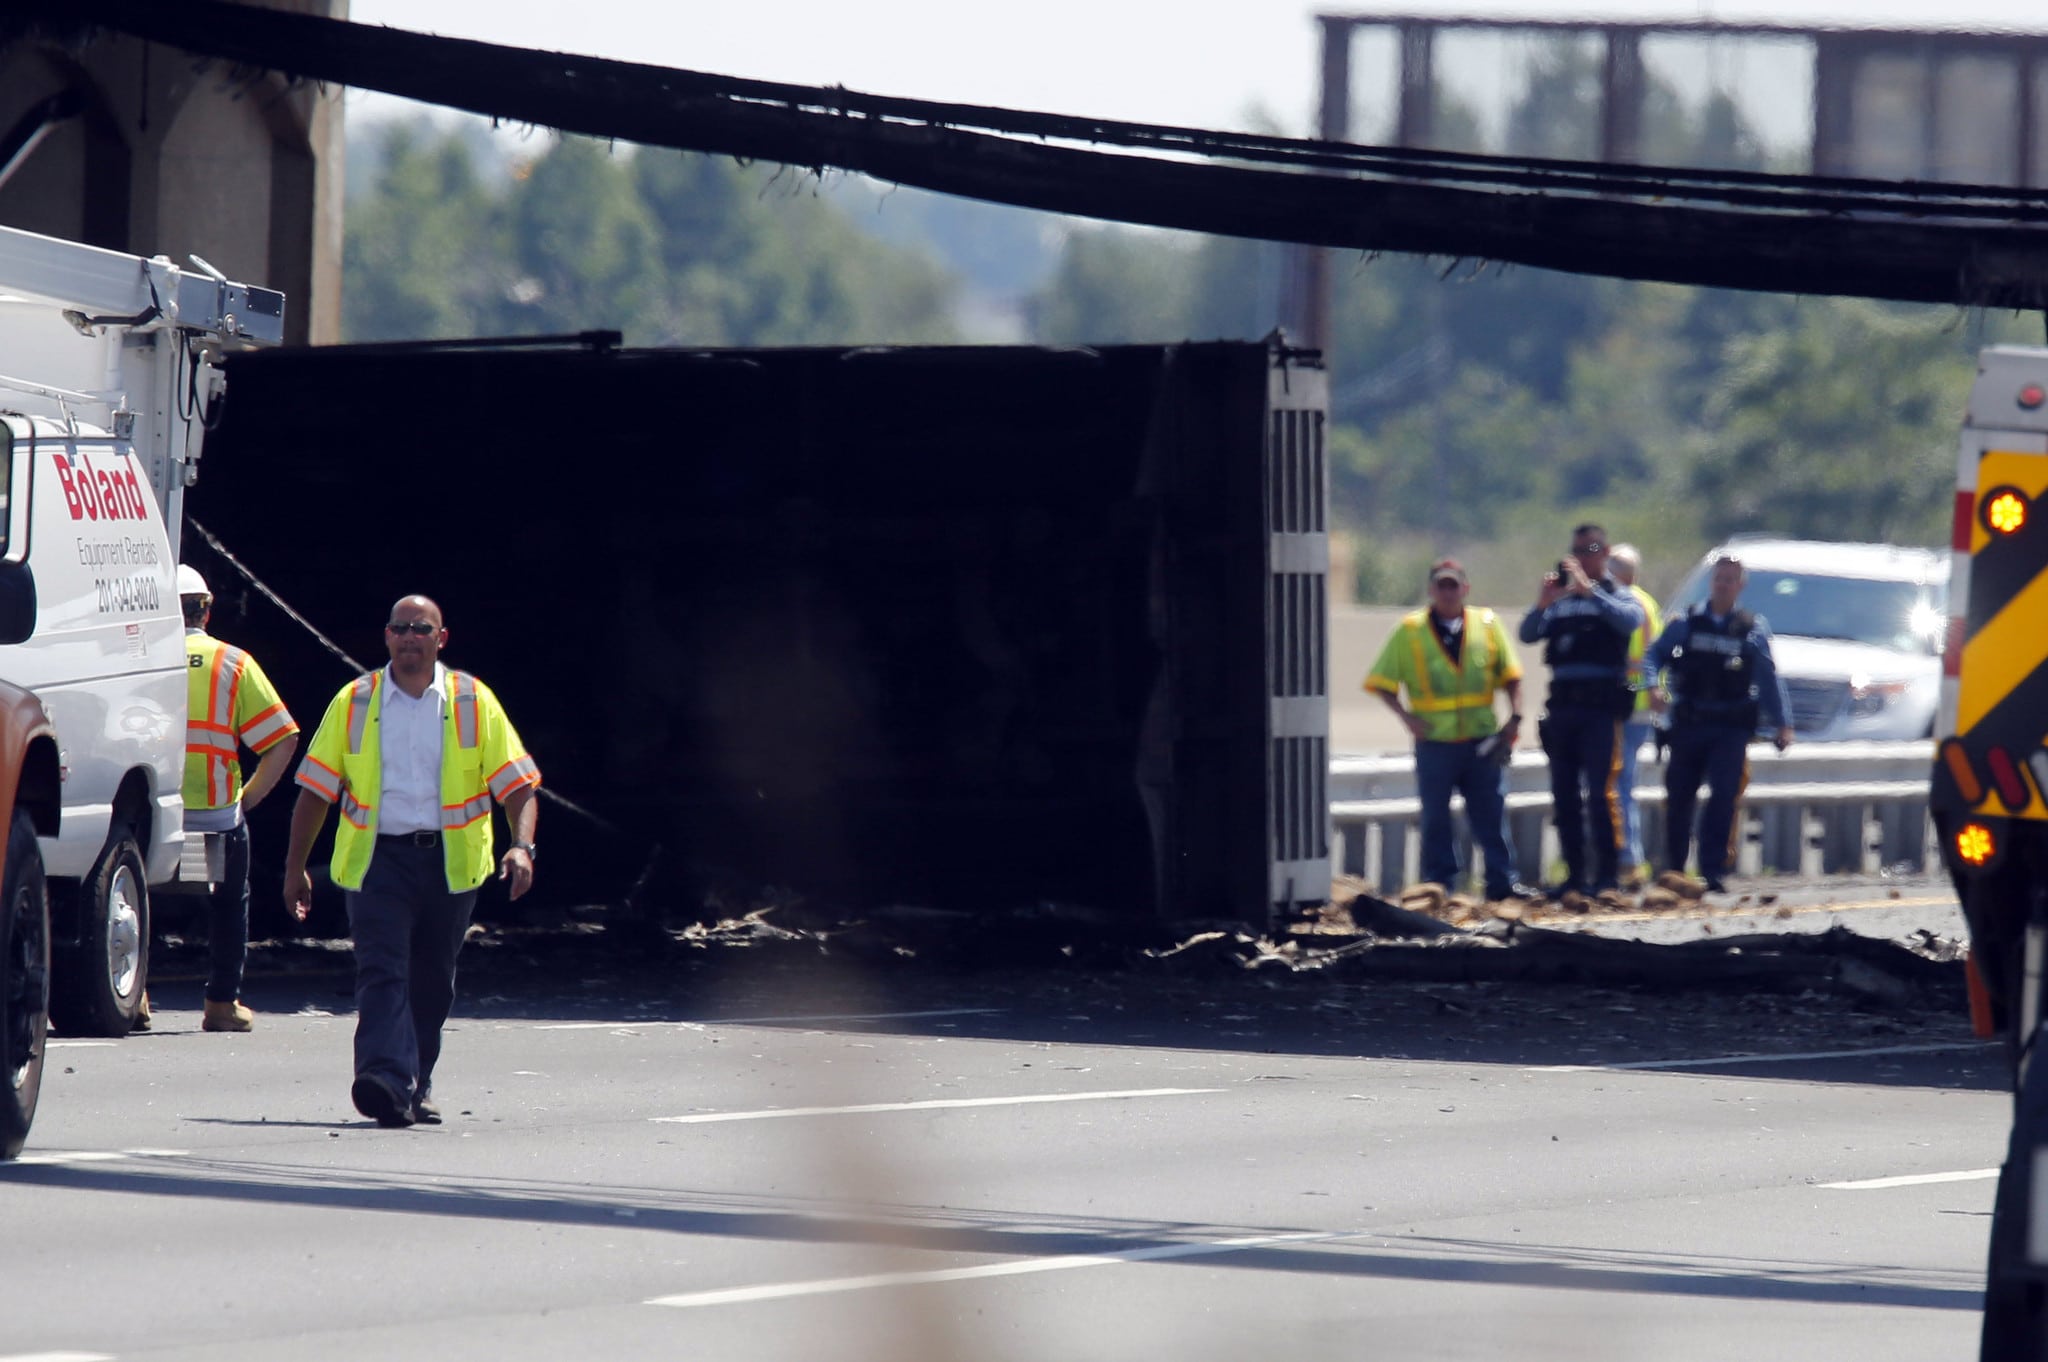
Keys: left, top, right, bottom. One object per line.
{"left": 1364, "top": 607, "right": 1520, "bottom": 743}
{"left": 184, "top": 630, "right": 298, "bottom": 811}
{"left": 295, "top": 667, "right": 540, "bottom": 892}
{"left": 1626, "top": 585, "right": 1664, "bottom": 716}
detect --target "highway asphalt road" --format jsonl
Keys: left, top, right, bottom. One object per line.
{"left": 0, "top": 922, "right": 2009, "bottom": 1362}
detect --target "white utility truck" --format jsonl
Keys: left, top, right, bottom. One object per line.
{"left": 0, "top": 223, "right": 282, "bottom": 1036}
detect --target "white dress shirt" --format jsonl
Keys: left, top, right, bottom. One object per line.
{"left": 377, "top": 662, "right": 446, "bottom": 835}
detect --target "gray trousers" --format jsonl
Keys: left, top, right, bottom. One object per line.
{"left": 346, "top": 836, "right": 477, "bottom": 1101}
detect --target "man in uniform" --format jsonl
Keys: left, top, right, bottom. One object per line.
{"left": 178, "top": 564, "right": 299, "bottom": 1032}
{"left": 1644, "top": 554, "right": 1794, "bottom": 893}
{"left": 283, "top": 595, "right": 540, "bottom": 1127}
{"left": 1518, "top": 524, "right": 1643, "bottom": 899}
{"left": 1608, "top": 544, "right": 1663, "bottom": 889}
{"left": 1365, "top": 559, "right": 1532, "bottom": 902}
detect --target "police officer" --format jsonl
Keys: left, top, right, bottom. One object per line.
{"left": 1644, "top": 554, "right": 1794, "bottom": 894}
{"left": 1518, "top": 524, "right": 1643, "bottom": 897}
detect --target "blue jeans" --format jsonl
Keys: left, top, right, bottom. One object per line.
{"left": 1415, "top": 738, "right": 1516, "bottom": 899}
{"left": 346, "top": 837, "right": 478, "bottom": 1103}
{"left": 1617, "top": 720, "right": 1654, "bottom": 871}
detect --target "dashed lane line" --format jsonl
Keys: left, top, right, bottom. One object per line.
{"left": 653, "top": 1087, "right": 1221, "bottom": 1125}
{"left": 1530, "top": 1040, "right": 1993, "bottom": 1073}
{"left": 645, "top": 1228, "right": 1341, "bottom": 1309}
{"left": 1822, "top": 1168, "right": 2000, "bottom": 1190}
{"left": 536, "top": 1008, "right": 1002, "bottom": 1032}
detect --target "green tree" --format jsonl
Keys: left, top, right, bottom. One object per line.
{"left": 493, "top": 137, "right": 660, "bottom": 337}
{"left": 343, "top": 121, "right": 960, "bottom": 347}
{"left": 1688, "top": 300, "right": 1976, "bottom": 544}
{"left": 1029, "top": 227, "right": 1197, "bottom": 344}
{"left": 342, "top": 122, "right": 498, "bottom": 341}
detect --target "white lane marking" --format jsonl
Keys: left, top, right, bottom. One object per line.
{"left": 646, "top": 1229, "right": 1337, "bottom": 1308}
{"left": 1822, "top": 1168, "right": 2000, "bottom": 1190}
{"left": 7, "top": 1149, "right": 186, "bottom": 1167}
{"left": 536, "top": 1008, "right": 1001, "bottom": 1032}
{"left": 0, "top": 1352, "right": 115, "bottom": 1362}
{"left": 1530, "top": 1041, "right": 1992, "bottom": 1073}
{"left": 46, "top": 1041, "right": 118, "bottom": 1049}
{"left": 653, "top": 1087, "right": 1221, "bottom": 1125}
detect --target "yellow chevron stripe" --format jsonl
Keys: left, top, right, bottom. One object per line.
{"left": 1957, "top": 569, "right": 2048, "bottom": 735}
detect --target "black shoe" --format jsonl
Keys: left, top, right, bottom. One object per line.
{"left": 351, "top": 1074, "right": 415, "bottom": 1128}
{"left": 1702, "top": 876, "right": 1730, "bottom": 894}
{"left": 1495, "top": 882, "right": 1545, "bottom": 902}
{"left": 1543, "top": 880, "right": 1586, "bottom": 901}
{"left": 412, "top": 1092, "right": 443, "bottom": 1125}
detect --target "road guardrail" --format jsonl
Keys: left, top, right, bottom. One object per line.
{"left": 1331, "top": 740, "right": 1936, "bottom": 896}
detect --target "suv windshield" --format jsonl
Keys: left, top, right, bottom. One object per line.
{"left": 1674, "top": 569, "right": 1944, "bottom": 654}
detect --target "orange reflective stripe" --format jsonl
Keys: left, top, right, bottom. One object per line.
{"left": 296, "top": 755, "right": 342, "bottom": 801}
{"left": 241, "top": 702, "right": 296, "bottom": 751}
{"left": 487, "top": 755, "right": 540, "bottom": 801}
{"left": 338, "top": 788, "right": 373, "bottom": 829}
{"left": 185, "top": 725, "right": 237, "bottom": 754}
{"left": 441, "top": 794, "right": 492, "bottom": 830}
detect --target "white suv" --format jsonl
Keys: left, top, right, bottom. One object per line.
{"left": 1663, "top": 538, "right": 1947, "bottom": 741}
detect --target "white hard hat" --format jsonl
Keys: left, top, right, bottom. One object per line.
{"left": 176, "top": 563, "right": 210, "bottom": 598}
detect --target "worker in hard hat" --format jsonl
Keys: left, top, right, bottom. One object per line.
{"left": 176, "top": 562, "right": 300, "bottom": 1032}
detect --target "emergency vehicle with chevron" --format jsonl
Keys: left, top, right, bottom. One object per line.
{"left": 1931, "top": 345, "right": 2048, "bottom": 1358}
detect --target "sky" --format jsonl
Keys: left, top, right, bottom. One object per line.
{"left": 348, "top": 0, "right": 2048, "bottom": 139}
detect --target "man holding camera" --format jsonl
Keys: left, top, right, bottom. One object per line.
{"left": 1518, "top": 524, "right": 1643, "bottom": 899}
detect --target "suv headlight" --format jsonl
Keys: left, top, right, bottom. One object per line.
{"left": 1847, "top": 679, "right": 1911, "bottom": 717}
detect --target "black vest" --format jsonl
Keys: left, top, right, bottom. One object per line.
{"left": 1540, "top": 587, "right": 1632, "bottom": 674}
{"left": 1669, "top": 607, "right": 1759, "bottom": 728}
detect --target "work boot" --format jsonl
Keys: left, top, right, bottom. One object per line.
{"left": 1654, "top": 870, "right": 1707, "bottom": 901}
{"left": 132, "top": 990, "right": 152, "bottom": 1033}
{"left": 202, "top": 999, "right": 254, "bottom": 1032}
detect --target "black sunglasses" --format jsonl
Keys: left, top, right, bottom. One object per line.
{"left": 1573, "top": 541, "right": 1605, "bottom": 554}
{"left": 386, "top": 621, "right": 438, "bottom": 636}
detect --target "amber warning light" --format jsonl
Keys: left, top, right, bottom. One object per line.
{"left": 1958, "top": 823, "right": 1997, "bottom": 867}
{"left": 1983, "top": 487, "right": 2030, "bottom": 536}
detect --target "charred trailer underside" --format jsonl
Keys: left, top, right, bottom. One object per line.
{"left": 195, "top": 340, "right": 1328, "bottom": 927}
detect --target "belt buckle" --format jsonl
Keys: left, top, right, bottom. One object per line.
{"left": 413, "top": 830, "right": 438, "bottom": 848}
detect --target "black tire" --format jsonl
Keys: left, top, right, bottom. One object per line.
{"left": 49, "top": 829, "right": 148, "bottom": 1038}
{"left": 2, "top": 808, "right": 50, "bottom": 1161}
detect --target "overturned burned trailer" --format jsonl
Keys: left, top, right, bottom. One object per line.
{"left": 193, "top": 339, "right": 1329, "bottom": 927}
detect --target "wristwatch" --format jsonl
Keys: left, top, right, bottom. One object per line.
{"left": 510, "top": 840, "right": 537, "bottom": 860}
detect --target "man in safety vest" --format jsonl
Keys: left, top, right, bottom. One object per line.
{"left": 283, "top": 595, "right": 540, "bottom": 1128}
{"left": 1607, "top": 544, "right": 1664, "bottom": 890}
{"left": 1643, "top": 554, "right": 1793, "bottom": 895}
{"left": 1366, "top": 558, "right": 1534, "bottom": 903}
{"left": 178, "top": 563, "right": 299, "bottom": 1033}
